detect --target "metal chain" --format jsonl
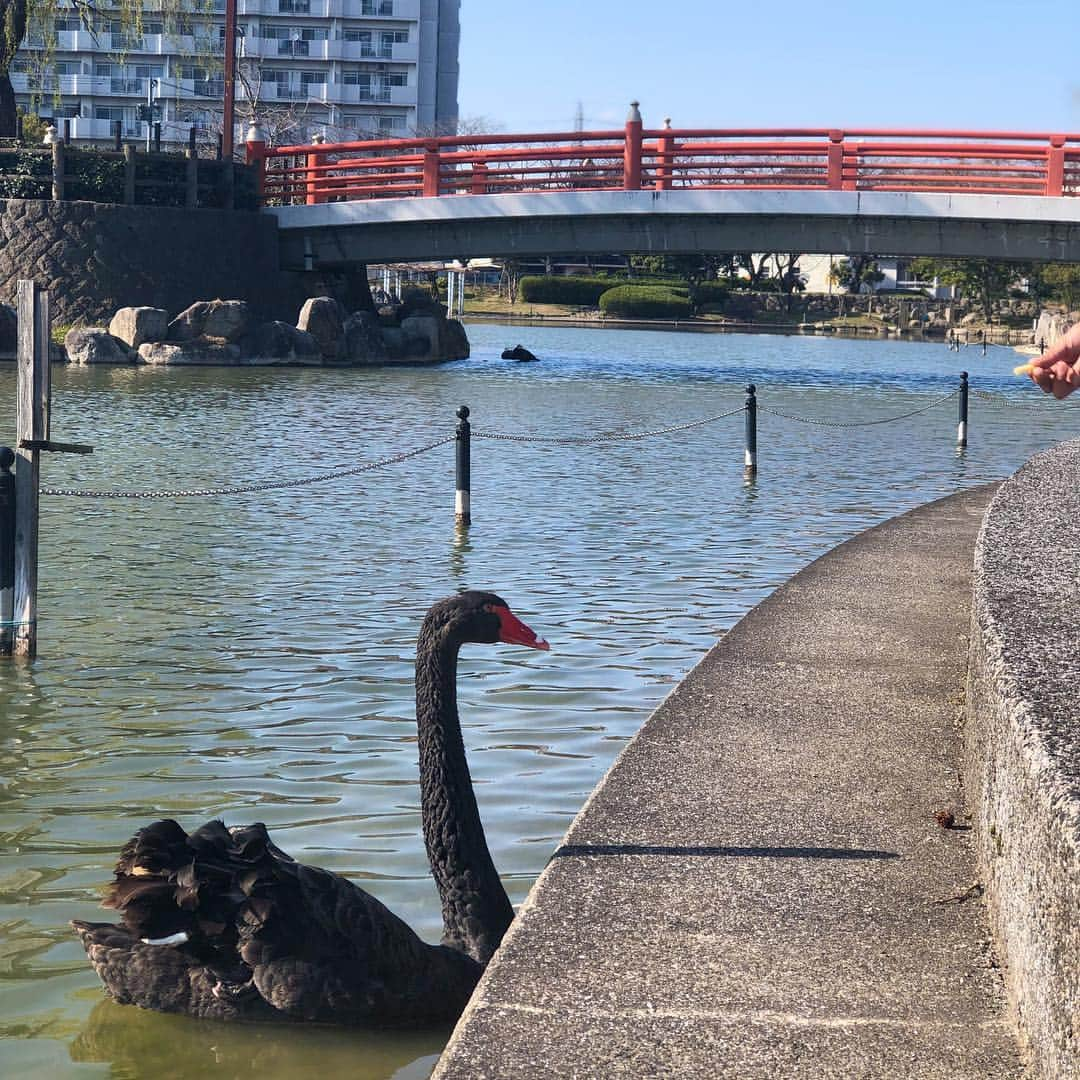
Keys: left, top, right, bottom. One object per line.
{"left": 758, "top": 388, "right": 959, "bottom": 428}
{"left": 41, "top": 436, "right": 455, "bottom": 499}
{"left": 473, "top": 405, "right": 746, "bottom": 445}
{"left": 972, "top": 389, "right": 1054, "bottom": 410}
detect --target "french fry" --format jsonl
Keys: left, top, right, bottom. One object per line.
{"left": 1013, "top": 363, "right": 1036, "bottom": 376}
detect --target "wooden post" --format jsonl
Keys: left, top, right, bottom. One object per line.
{"left": 185, "top": 149, "right": 198, "bottom": 208}
{"left": 123, "top": 144, "right": 136, "bottom": 204}
{"left": 14, "top": 281, "right": 48, "bottom": 658}
{"left": 51, "top": 138, "right": 65, "bottom": 201}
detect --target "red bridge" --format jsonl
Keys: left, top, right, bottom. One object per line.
{"left": 251, "top": 106, "right": 1080, "bottom": 269}
{"left": 248, "top": 106, "right": 1080, "bottom": 206}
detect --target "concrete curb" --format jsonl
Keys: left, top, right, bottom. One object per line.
{"left": 965, "top": 439, "right": 1080, "bottom": 1078}
{"left": 433, "top": 484, "right": 1025, "bottom": 1079}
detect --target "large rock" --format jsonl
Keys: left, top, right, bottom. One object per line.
{"left": 168, "top": 300, "right": 252, "bottom": 343}
{"left": 138, "top": 341, "right": 241, "bottom": 366}
{"left": 440, "top": 318, "right": 471, "bottom": 360}
{"left": 342, "top": 311, "right": 388, "bottom": 365}
{"left": 109, "top": 306, "right": 169, "bottom": 349}
{"left": 240, "top": 321, "right": 322, "bottom": 365}
{"left": 399, "top": 315, "right": 441, "bottom": 360}
{"left": 380, "top": 326, "right": 430, "bottom": 360}
{"left": 297, "top": 296, "right": 347, "bottom": 361}
{"left": 65, "top": 327, "right": 137, "bottom": 365}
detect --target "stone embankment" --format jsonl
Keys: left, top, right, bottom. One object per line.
{"left": 434, "top": 486, "right": 1028, "bottom": 1078}
{"left": 966, "top": 440, "right": 1080, "bottom": 1078}
{"left": 61, "top": 292, "right": 469, "bottom": 366}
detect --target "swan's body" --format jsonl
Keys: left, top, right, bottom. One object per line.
{"left": 72, "top": 591, "right": 548, "bottom": 1027}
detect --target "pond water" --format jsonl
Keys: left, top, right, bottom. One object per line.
{"left": 0, "top": 324, "right": 1073, "bottom": 1079}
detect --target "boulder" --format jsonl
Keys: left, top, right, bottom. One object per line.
{"left": 399, "top": 315, "right": 441, "bottom": 360}
{"left": 240, "top": 321, "right": 322, "bottom": 364}
{"left": 109, "top": 306, "right": 169, "bottom": 349}
{"left": 380, "top": 327, "right": 429, "bottom": 360}
{"left": 65, "top": 327, "right": 137, "bottom": 365}
{"left": 138, "top": 341, "right": 241, "bottom": 366}
{"left": 168, "top": 300, "right": 252, "bottom": 343}
{"left": 501, "top": 344, "right": 538, "bottom": 362}
{"left": 440, "top": 318, "right": 470, "bottom": 360}
{"left": 297, "top": 296, "right": 347, "bottom": 361}
{"left": 342, "top": 311, "right": 388, "bottom": 365}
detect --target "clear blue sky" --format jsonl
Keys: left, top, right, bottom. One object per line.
{"left": 458, "top": 0, "right": 1079, "bottom": 134}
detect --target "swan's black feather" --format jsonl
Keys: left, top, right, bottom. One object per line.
{"left": 73, "top": 817, "right": 480, "bottom": 1026}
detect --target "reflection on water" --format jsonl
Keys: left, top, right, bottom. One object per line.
{"left": 0, "top": 325, "right": 1074, "bottom": 1078}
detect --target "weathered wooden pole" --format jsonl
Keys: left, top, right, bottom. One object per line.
{"left": 14, "top": 281, "right": 49, "bottom": 658}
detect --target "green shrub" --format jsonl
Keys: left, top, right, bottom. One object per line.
{"left": 693, "top": 281, "right": 729, "bottom": 307}
{"left": 599, "top": 285, "right": 693, "bottom": 319}
{"left": 518, "top": 276, "right": 615, "bottom": 306}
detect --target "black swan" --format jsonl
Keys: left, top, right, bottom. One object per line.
{"left": 71, "top": 591, "right": 549, "bottom": 1027}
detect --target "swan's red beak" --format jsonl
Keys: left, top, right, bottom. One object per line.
{"left": 495, "top": 606, "right": 550, "bottom": 651}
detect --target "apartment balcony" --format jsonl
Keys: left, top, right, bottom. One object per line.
{"left": 11, "top": 72, "right": 111, "bottom": 96}
{"left": 229, "top": 0, "right": 419, "bottom": 17}
{"left": 333, "top": 84, "right": 414, "bottom": 106}
{"left": 67, "top": 117, "right": 144, "bottom": 140}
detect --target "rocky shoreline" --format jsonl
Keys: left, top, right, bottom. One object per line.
{"left": 60, "top": 290, "right": 470, "bottom": 367}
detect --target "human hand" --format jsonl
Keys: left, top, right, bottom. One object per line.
{"left": 1024, "top": 324, "right": 1080, "bottom": 399}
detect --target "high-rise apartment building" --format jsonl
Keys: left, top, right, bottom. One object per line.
{"left": 13, "top": 0, "right": 460, "bottom": 148}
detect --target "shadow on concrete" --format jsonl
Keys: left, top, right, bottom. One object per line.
{"left": 554, "top": 843, "right": 900, "bottom": 861}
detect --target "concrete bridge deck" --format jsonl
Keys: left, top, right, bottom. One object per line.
{"left": 432, "top": 484, "right": 1026, "bottom": 1079}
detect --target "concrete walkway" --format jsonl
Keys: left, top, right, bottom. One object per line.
{"left": 433, "top": 485, "right": 1027, "bottom": 1079}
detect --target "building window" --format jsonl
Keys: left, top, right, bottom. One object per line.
{"left": 279, "top": 0, "right": 310, "bottom": 11}
{"left": 362, "top": 0, "right": 394, "bottom": 14}
{"left": 378, "top": 115, "right": 404, "bottom": 131}
{"left": 342, "top": 70, "right": 372, "bottom": 88}
{"left": 385, "top": 71, "right": 407, "bottom": 87}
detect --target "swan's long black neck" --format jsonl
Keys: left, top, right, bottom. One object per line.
{"left": 415, "top": 624, "right": 514, "bottom": 966}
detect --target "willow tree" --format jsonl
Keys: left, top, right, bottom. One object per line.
{"left": 0, "top": 0, "right": 218, "bottom": 137}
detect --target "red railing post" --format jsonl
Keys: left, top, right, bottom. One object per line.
{"left": 1047, "top": 135, "right": 1066, "bottom": 197}
{"left": 655, "top": 117, "right": 674, "bottom": 191}
{"left": 623, "top": 101, "right": 643, "bottom": 190}
{"left": 827, "top": 130, "right": 844, "bottom": 190}
{"left": 244, "top": 120, "right": 267, "bottom": 203}
{"left": 470, "top": 161, "right": 488, "bottom": 195}
{"left": 422, "top": 141, "right": 441, "bottom": 197}
{"left": 305, "top": 133, "right": 324, "bottom": 206}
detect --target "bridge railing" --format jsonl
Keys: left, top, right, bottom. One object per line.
{"left": 246, "top": 107, "right": 1080, "bottom": 206}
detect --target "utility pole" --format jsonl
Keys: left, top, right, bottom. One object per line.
{"left": 144, "top": 77, "right": 157, "bottom": 152}
{"left": 223, "top": 0, "right": 238, "bottom": 159}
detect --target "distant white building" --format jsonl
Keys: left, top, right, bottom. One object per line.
{"left": 795, "top": 254, "right": 954, "bottom": 299}
{"left": 13, "top": 0, "right": 460, "bottom": 148}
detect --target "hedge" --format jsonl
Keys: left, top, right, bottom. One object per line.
{"left": 693, "top": 281, "right": 729, "bottom": 307}
{"left": 518, "top": 276, "right": 619, "bottom": 305}
{"left": 599, "top": 285, "right": 693, "bottom": 319}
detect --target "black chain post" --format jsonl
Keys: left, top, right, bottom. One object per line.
{"left": 958, "top": 371, "right": 969, "bottom": 448}
{"left": 744, "top": 384, "right": 757, "bottom": 475}
{"left": 455, "top": 405, "right": 471, "bottom": 528}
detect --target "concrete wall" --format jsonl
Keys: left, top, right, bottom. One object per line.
{"left": 0, "top": 199, "right": 312, "bottom": 326}
{"left": 965, "top": 439, "right": 1080, "bottom": 1078}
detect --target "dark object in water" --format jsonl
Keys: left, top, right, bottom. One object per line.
{"left": 502, "top": 344, "right": 538, "bottom": 362}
